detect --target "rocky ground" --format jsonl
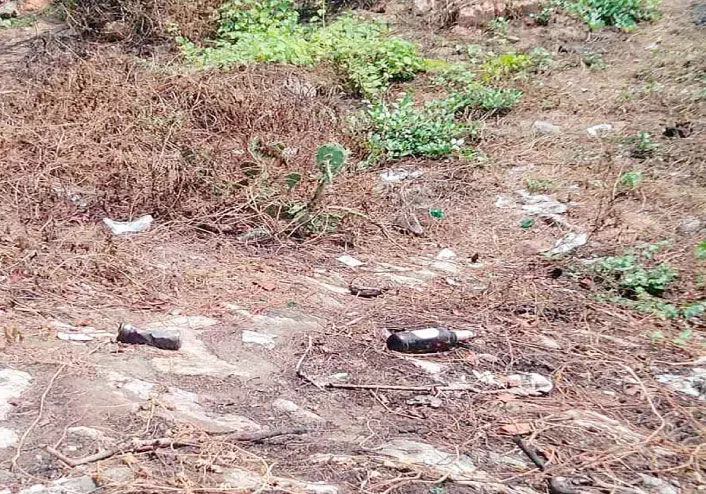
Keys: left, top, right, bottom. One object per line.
{"left": 0, "top": 0, "right": 705, "bottom": 493}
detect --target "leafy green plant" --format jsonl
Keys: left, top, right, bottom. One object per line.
{"left": 438, "top": 85, "right": 523, "bottom": 113}
{"left": 696, "top": 240, "right": 706, "bottom": 260}
{"left": 619, "top": 170, "right": 643, "bottom": 189}
{"left": 0, "top": 15, "right": 37, "bottom": 28}
{"left": 584, "top": 242, "right": 706, "bottom": 320}
{"left": 530, "top": 4, "right": 555, "bottom": 25}
{"left": 487, "top": 16, "right": 510, "bottom": 37}
{"left": 366, "top": 93, "right": 474, "bottom": 160}
{"left": 566, "top": 0, "right": 661, "bottom": 30}
{"left": 629, "top": 131, "right": 659, "bottom": 159}
{"left": 179, "top": 3, "right": 423, "bottom": 97}
{"left": 482, "top": 52, "right": 533, "bottom": 81}
{"left": 312, "top": 15, "right": 423, "bottom": 96}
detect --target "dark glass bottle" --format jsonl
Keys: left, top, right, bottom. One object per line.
{"left": 386, "top": 327, "right": 474, "bottom": 354}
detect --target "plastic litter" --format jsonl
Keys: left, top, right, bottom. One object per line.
{"left": 103, "top": 215, "right": 154, "bottom": 235}
{"left": 586, "top": 123, "right": 613, "bottom": 137}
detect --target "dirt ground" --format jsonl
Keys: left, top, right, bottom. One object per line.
{"left": 0, "top": 0, "right": 704, "bottom": 493}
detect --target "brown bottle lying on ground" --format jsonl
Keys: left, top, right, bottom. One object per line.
{"left": 117, "top": 323, "right": 182, "bottom": 351}
{"left": 386, "top": 327, "right": 474, "bottom": 354}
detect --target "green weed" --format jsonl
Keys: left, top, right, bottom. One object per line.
{"left": 365, "top": 93, "right": 474, "bottom": 160}
{"left": 564, "top": 0, "right": 661, "bottom": 30}
{"left": 0, "top": 15, "right": 37, "bottom": 28}
{"left": 587, "top": 242, "right": 704, "bottom": 320}
{"left": 629, "top": 130, "right": 659, "bottom": 159}
{"left": 696, "top": 240, "right": 706, "bottom": 260}
{"left": 487, "top": 16, "right": 510, "bottom": 37}
{"left": 178, "top": 1, "right": 423, "bottom": 97}
{"left": 619, "top": 170, "right": 643, "bottom": 189}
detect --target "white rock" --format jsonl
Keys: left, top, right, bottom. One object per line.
{"left": 242, "top": 330, "right": 277, "bottom": 349}
{"left": 533, "top": 120, "right": 561, "bottom": 135}
{"left": 106, "top": 372, "right": 155, "bottom": 400}
{"left": 0, "top": 427, "right": 19, "bottom": 448}
{"left": 19, "top": 476, "right": 98, "bottom": 494}
{"left": 586, "top": 123, "right": 613, "bottom": 137}
{"left": 57, "top": 332, "right": 94, "bottom": 342}
{"left": 409, "top": 359, "right": 447, "bottom": 375}
{"left": 337, "top": 255, "right": 363, "bottom": 268}
{"left": 145, "top": 315, "right": 218, "bottom": 331}
{"left": 380, "top": 169, "right": 424, "bottom": 183}
{"left": 160, "top": 387, "right": 261, "bottom": 433}
{"left": 375, "top": 440, "right": 482, "bottom": 482}
{"left": 103, "top": 214, "right": 154, "bottom": 235}
{"left": 436, "top": 248, "right": 457, "bottom": 260}
{"left": 99, "top": 466, "right": 136, "bottom": 483}
{"left": 67, "top": 426, "right": 110, "bottom": 442}
{"left": 640, "top": 474, "right": 679, "bottom": 494}
{"left": 272, "top": 398, "right": 323, "bottom": 423}
{"left": 537, "top": 335, "right": 561, "bottom": 349}
{"left": 656, "top": 368, "right": 706, "bottom": 401}
{"left": 0, "top": 368, "right": 32, "bottom": 420}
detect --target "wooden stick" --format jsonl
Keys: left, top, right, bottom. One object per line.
{"left": 47, "top": 427, "right": 309, "bottom": 467}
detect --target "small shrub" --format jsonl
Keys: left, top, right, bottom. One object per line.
{"left": 619, "top": 170, "right": 643, "bottom": 189}
{"left": 530, "top": 4, "right": 554, "bottom": 25}
{"left": 180, "top": 3, "right": 423, "bottom": 97}
{"left": 482, "top": 52, "right": 533, "bottom": 81}
{"left": 312, "top": 15, "right": 423, "bottom": 96}
{"left": 487, "top": 16, "right": 510, "bottom": 37}
{"left": 439, "top": 85, "right": 523, "bottom": 113}
{"left": 366, "top": 93, "right": 474, "bottom": 160}
{"left": 583, "top": 242, "right": 706, "bottom": 320}
{"left": 566, "top": 0, "right": 661, "bottom": 30}
{"left": 629, "top": 131, "right": 659, "bottom": 159}
{"left": 696, "top": 240, "right": 706, "bottom": 260}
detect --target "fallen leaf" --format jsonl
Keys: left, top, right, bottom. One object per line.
{"left": 500, "top": 422, "right": 533, "bottom": 435}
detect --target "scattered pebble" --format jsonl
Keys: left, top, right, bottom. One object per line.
{"left": 241, "top": 330, "right": 277, "bottom": 349}
{"left": 533, "top": 120, "right": 561, "bottom": 135}
{"left": 640, "top": 474, "right": 680, "bottom": 494}
{"left": 435, "top": 248, "right": 456, "bottom": 260}
{"left": 586, "top": 123, "right": 613, "bottom": 137}
{"left": 103, "top": 214, "right": 154, "bottom": 235}
{"left": 537, "top": 335, "right": 561, "bottom": 349}
{"left": 272, "top": 398, "right": 323, "bottom": 422}
{"left": 0, "top": 368, "right": 32, "bottom": 420}
{"left": 380, "top": 169, "right": 424, "bottom": 183}
{"left": 0, "top": 427, "right": 19, "bottom": 448}
{"left": 337, "top": 254, "right": 363, "bottom": 268}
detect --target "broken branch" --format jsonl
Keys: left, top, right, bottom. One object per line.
{"left": 47, "top": 428, "right": 309, "bottom": 467}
